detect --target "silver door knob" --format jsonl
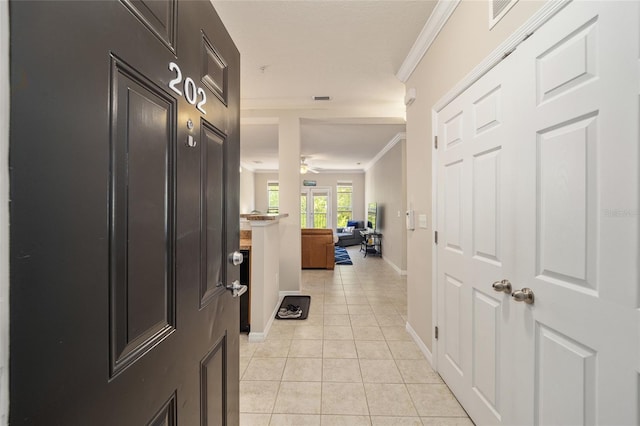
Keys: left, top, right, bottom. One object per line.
{"left": 226, "top": 279, "right": 247, "bottom": 298}
{"left": 511, "top": 288, "right": 534, "bottom": 304}
{"left": 492, "top": 279, "right": 512, "bottom": 294}
{"left": 229, "top": 251, "right": 244, "bottom": 266}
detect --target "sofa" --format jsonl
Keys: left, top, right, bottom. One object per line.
{"left": 336, "top": 220, "right": 368, "bottom": 247}
{"left": 301, "top": 228, "right": 335, "bottom": 269}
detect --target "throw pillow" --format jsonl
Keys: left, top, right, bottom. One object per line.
{"left": 347, "top": 220, "right": 358, "bottom": 227}
{"left": 343, "top": 226, "right": 354, "bottom": 233}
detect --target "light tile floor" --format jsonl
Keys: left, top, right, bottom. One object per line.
{"left": 240, "top": 246, "right": 474, "bottom": 426}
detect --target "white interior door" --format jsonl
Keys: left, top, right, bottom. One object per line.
{"left": 510, "top": 2, "right": 639, "bottom": 424}
{"left": 435, "top": 1, "right": 639, "bottom": 425}
{"left": 435, "top": 34, "right": 519, "bottom": 426}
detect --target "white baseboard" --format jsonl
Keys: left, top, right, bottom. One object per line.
{"left": 406, "top": 321, "right": 433, "bottom": 367}
{"left": 382, "top": 256, "right": 407, "bottom": 276}
{"left": 247, "top": 331, "right": 266, "bottom": 343}
{"left": 249, "top": 293, "right": 296, "bottom": 342}
{"left": 279, "top": 290, "right": 302, "bottom": 297}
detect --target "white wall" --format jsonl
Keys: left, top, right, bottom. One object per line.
{"left": 239, "top": 166, "right": 255, "bottom": 214}
{"left": 405, "top": 0, "right": 545, "bottom": 353}
{"left": 365, "top": 139, "right": 407, "bottom": 273}
{"left": 0, "top": 0, "right": 9, "bottom": 423}
{"left": 248, "top": 221, "right": 280, "bottom": 341}
{"left": 254, "top": 171, "right": 365, "bottom": 228}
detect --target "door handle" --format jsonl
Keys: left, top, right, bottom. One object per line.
{"left": 229, "top": 251, "right": 244, "bottom": 266}
{"left": 511, "top": 288, "right": 534, "bottom": 304}
{"left": 492, "top": 279, "right": 512, "bottom": 294}
{"left": 226, "top": 279, "right": 247, "bottom": 298}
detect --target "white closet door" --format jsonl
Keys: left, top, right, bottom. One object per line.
{"left": 511, "top": 1, "right": 639, "bottom": 424}
{"left": 435, "top": 44, "right": 519, "bottom": 425}
{"left": 436, "top": 1, "right": 638, "bottom": 425}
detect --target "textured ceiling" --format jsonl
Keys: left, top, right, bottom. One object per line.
{"left": 212, "top": 0, "right": 436, "bottom": 171}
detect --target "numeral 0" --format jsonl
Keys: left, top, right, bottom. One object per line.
{"left": 168, "top": 62, "right": 207, "bottom": 114}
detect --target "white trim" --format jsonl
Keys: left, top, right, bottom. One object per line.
{"left": 364, "top": 132, "right": 406, "bottom": 172}
{"left": 279, "top": 290, "right": 302, "bottom": 297}
{"left": 254, "top": 169, "right": 365, "bottom": 175}
{"left": 433, "top": 0, "right": 572, "bottom": 112}
{"left": 406, "top": 321, "right": 433, "bottom": 367}
{"left": 1, "top": 0, "right": 9, "bottom": 423}
{"left": 382, "top": 256, "right": 407, "bottom": 276}
{"left": 431, "top": 108, "right": 439, "bottom": 371}
{"left": 396, "top": 0, "right": 461, "bottom": 83}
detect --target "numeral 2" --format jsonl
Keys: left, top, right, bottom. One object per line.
{"left": 168, "top": 62, "right": 182, "bottom": 96}
{"left": 168, "top": 62, "right": 207, "bottom": 114}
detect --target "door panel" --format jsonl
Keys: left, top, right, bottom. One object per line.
{"left": 109, "top": 54, "right": 177, "bottom": 378}
{"left": 9, "top": 0, "right": 240, "bottom": 424}
{"left": 536, "top": 114, "right": 597, "bottom": 291}
{"left": 200, "top": 121, "right": 227, "bottom": 307}
{"left": 535, "top": 325, "right": 596, "bottom": 426}
{"left": 513, "top": 2, "right": 639, "bottom": 424}
{"left": 472, "top": 147, "right": 501, "bottom": 264}
{"left": 471, "top": 289, "right": 500, "bottom": 415}
{"left": 436, "top": 43, "right": 517, "bottom": 425}
{"left": 120, "top": 0, "right": 177, "bottom": 52}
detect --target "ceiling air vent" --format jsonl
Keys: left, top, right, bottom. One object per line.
{"left": 492, "top": 0, "right": 511, "bottom": 19}
{"left": 312, "top": 96, "right": 332, "bottom": 101}
{"left": 490, "top": 0, "right": 518, "bottom": 28}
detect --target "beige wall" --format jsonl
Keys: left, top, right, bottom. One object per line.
{"left": 239, "top": 167, "right": 255, "bottom": 214}
{"left": 254, "top": 172, "right": 278, "bottom": 214}
{"left": 1, "top": 0, "right": 8, "bottom": 422}
{"left": 405, "top": 0, "right": 545, "bottom": 353}
{"left": 365, "top": 140, "right": 407, "bottom": 272}
{"left": 254, "top": 171, "right": 365, "bottom": 228}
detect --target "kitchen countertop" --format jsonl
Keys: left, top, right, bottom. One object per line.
{"left": 240, "top": 213, "right": 289, "bottom": 221}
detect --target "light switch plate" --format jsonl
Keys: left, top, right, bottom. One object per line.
{"left": 419, "top": 214, "right": 428, "bottom": 229}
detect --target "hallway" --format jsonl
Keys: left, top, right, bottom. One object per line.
{"left": 239, "top": 246, "right": 473, "bottom": 425}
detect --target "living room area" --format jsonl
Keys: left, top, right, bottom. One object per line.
{"left": 240, "top": 136, "right": 408, "bottom": 276}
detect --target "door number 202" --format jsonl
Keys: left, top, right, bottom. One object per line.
{"left": 168, "top": 62, "right": 207, "bottom": 114}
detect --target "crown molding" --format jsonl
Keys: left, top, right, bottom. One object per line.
{"left": 433, "top": 0, "right": 571, "bottom": 112}
{"left": 365, "top": 132, "right": 406, "bottom": 172}
{"left": 396, "top": 0, "right": 461, "bottom": 83}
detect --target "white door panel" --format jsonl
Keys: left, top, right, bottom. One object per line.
{"left": 435, "top": 2, "right": 638, "bottom": 425}
{"left": 513, "top": 2, "right": 638, "bottom": 424}
{"left": 436, "top": 43, "right": 517, "bottom": 425}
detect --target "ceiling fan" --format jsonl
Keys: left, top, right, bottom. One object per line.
{"left": 300, "top": 156, "right": 319, "bottom": 174}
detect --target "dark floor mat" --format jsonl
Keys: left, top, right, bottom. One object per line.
{"left": 276, "top": 295, "right": 311, "bottom": 320}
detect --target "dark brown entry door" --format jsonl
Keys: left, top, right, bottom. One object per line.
{"left": 9, "top": 1, "right": 240, "bottom": 424}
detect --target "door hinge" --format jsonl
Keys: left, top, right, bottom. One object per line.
{"left": 435, "top": 326, "right": 439, "bottom": 340}
{"left": 434, "top": 135, "right": 438, "bottom": 149}
{"left": 434, "top": 231, "right": 438, "bottom": 245}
